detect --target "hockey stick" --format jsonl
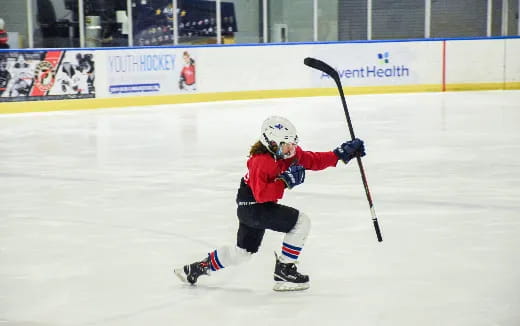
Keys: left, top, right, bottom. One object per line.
{"left": 304, "top": 57, "right": 383, "bottom": 242}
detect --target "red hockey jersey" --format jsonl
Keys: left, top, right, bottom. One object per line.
{"left": 0, "top": 29, "right": 7, "bottom": 45}
{"left": 180, "top": 64, "right": 195, "bottom": 85}
{"left": 244, "top": 146, "right": 338, "bottom": 203}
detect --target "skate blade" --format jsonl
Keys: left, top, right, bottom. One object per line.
{"left": 173, "top": 267, "right": 189, "bottom": 284}
{"left": 273, "top": 281, "right": 310, "bottom": 292}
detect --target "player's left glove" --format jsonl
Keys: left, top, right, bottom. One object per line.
{"left": 277, "top": 165, "right": 305, "bottom": 189}
{"left": 334, "top": 138, "right": 366, "bottom": 164}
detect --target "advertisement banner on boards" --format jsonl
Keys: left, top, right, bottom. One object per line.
{"left": 99, "top": 48, "right": 197, "bottom": 98}
{"left": 0, "top": 50, "right": 95, "bottom": 102}
{"left": 307, "top": 41, "right": 442, "bottom": 87}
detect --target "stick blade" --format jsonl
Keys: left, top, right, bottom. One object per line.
{"left": 304, "top": 57, "right": 338, "bottom": 79}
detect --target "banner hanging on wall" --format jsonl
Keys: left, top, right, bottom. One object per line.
{"left": 97, "top": 48, "right": 197, "bottom": 98}
{"left": 0, "top": 50, "right": 95, "bottom": 102}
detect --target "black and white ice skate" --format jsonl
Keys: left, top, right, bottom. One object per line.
{"left": 273, "top": 252, "right": 310, "bottom": 291}
{"left": 174, "top": 257, "right": 210, "bottom": 285}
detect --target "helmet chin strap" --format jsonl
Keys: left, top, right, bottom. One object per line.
{"left": 265, "top": 142, "right": 285, "bottom": 160}
{"left": 266, "top": 144, "right": 283, "bottom": 160}
{"left": 274, "top": 148, "right": 285, "bottom": 160}
{"left": 274, "top": 145, "right": 296, "bottom": 160}
{"left": 262, "top": 133, "right": 296, "bottom": 160}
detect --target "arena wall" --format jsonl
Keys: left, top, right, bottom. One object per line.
{"left": 0, "top": 37, "right": 519, "bottom": 114}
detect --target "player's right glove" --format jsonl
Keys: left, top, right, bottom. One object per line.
{"left": 277, "top": 165, "right": 305, "bottom": 189}
{"left": 333, "top": 138, "right": 366, "bottom": 164}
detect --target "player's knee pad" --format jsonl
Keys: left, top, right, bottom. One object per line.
{"left": 293, "top": 211, "right": 311, "bottom": 236}
{"left": 284, "top": 212, "right": 311, "bottom": 246}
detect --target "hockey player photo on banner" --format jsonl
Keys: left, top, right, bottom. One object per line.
{"left": 0, "top": 51, "right": 42, "bottom": 101}
{"left": 179, "top": 51, "right": 196, "bottom": 91}
{"left": 0, "top": 54, "right": 10, "bottom": 96}
{"left": 0, "top": 50, "right": 96, "bottom": 102}
{"left": 48, "top": 51, "right": 95, "bottom": 98}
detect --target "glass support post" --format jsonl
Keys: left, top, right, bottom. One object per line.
{"left": 173, "top": 0, "right": 178, "bottom": 45}
{"left": 127, "top": 0, "right": 133, "bottom": 46}
{"left": 313, "top": 0, "right": 318, "bottom": 41}
{"left": 217, "top": 0, "right": 222, "bottom": 44}
{"left": 367, "top": 0, "right": 372, "bottom": 40}
{"left": 26, "top": 0, "right": 34, "bottom": 48}
{"left": 487, "top": 0, "right": 492, "bottom": 36}
{"left": 425, "top": 0, "right": 431, "bottom": 38}
{"left": 263, "top": 0, "right": 268, "bottom": 42}
{"left": 501, "top": 0, "right": 509, "bottom": 35}
{"left": 79, "top": 0, "right": 85, "bottom": 47}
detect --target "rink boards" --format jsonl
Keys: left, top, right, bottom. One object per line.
{"left": 0, "top": 37, "right": 519, "bottom": 113}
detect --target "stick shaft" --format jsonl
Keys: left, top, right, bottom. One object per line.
{"left": 337, "top": 80, "right": 383, "bottom": 242}
{"left": 304, "top": 57, "right": 383, "bottom": 242}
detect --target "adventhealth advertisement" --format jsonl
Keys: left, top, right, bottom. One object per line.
{"left": 310, "top": 42, "right": 442, "bottom": 87}
{"left": 100, "top": 48, "right": 197, "bottom": 97}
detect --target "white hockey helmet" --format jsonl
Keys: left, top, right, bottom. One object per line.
{"left": 260, "top": 116, "right": 298, "bottom": 159}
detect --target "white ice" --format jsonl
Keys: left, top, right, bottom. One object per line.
{"left": 1, "top": 91, "right": 519, "bottom": 326}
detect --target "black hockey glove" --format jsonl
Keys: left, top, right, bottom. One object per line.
{"left": 334, "top": 138, "right": 366, "bottom": 164}
{"left": 277, "top": 165, "right": 305, "bottom": 189}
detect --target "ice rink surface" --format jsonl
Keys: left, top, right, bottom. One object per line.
{"left": 1, "top": 91, "right": 519, "bottom": 326}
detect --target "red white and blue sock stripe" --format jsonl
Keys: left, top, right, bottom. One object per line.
{"left": 208, "top": 250, "right": 224, "bottom": 272}
{"left": 282, "top": 242, "right": 302, "bottom": 260}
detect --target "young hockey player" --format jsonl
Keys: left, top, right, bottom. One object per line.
{"left": 179, "top": 51, "right": 195, "bottom": 91}
{"left": 0, "top": 18, "right": 9, "bottom": 49}
{"left": 174, "top": 115, "right": 365, "bottom": 291}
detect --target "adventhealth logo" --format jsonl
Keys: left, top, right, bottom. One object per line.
{"left": 321, "top": 52, "right": 410, "bottom": 80}
{"left": 378, "top": 52, "right": 389, "bottom": 64}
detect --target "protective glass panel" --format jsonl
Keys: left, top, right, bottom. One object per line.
{"left": 491, "top": 0, "right": 502, "bottom": 36}
{"left": 431, "top": 0, "right": 488, "bottom": 38}
{"left": 372, "top": 0, "right": 424, "bottom": 40}
{"left": 30, "top": 0, "right": 131, "bottom": 48}
{"left": 224, "top": 0, "right": 260, "bottom": 44}
{"left": 176, "top": 0, "right": 215, "bottom": 45}
{"left": 31, "top": 0, "right": 80, "bottom": 48}
{"left": 0, "top": 4, "right": 25, "bottom": 48}
{"left": 507, "top": 0, "right": 519, "bottom": 35}
{"left": 318, "top": 0, "right": 339, "bottom": 41}
{"left": 84, "top": 0, "right": 130, "bottom": 47}
{"left": 268, "top": 0, "right": 313, "bottom": 43}
{"left": 338, "top": 0, "right": 367, "bottom": 41}
{"left": 133, "top": 0, "right": 175, "bottom": 46}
